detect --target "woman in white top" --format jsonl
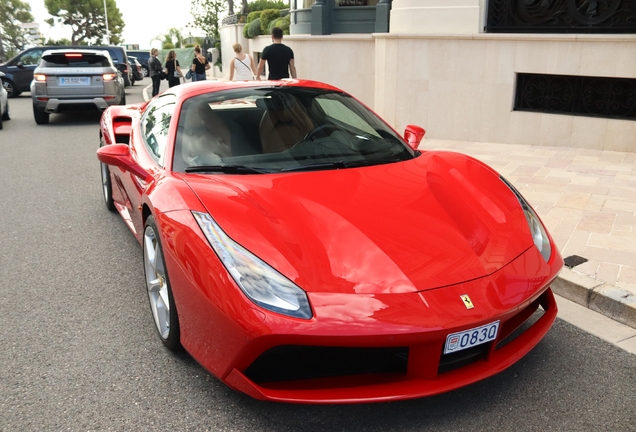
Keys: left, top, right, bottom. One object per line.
{"left": 229, "top": 43, "right": 256, "bottom": 81}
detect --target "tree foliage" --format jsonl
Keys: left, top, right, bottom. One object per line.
{"left": 0, "top": 0, "right": 35, "bottom": 60}
{"left": 191, "top": 0, "right": 226, "bottom": 42}
{"left": 154, "top": 28, "right": 185, "bottom": 49}
{"left": 248, "top": 0, "right": 287, "bottom": 12}
{"left": 44, "top": 0, "right": 125, "bottom": 45}
{"left": 44, "top": 37, "right": 75, "bottom": 46}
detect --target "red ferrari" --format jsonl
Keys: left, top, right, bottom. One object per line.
{"left": 97, "top": 79, "right": 563, "bottom": 404}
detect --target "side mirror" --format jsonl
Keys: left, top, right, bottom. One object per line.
{"left": 97, "top": 144, "right": 151, "bottom": 181}
{"left": 16, "top": 61, "right": 24, "bottom": 68}
{"left": 403, "top": 125, "right": 426, "bottom": 150}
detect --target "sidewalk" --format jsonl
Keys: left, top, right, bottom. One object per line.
{"left": 420, "top": 139, "right": 636, "bottom": 329}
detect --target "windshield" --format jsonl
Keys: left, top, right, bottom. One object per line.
{"left": 173, "top": 87, "right": 416, "bottom": 173}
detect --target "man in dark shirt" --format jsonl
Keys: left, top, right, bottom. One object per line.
{"left": 256, "top": 27, "right": 297, "bottom": 80}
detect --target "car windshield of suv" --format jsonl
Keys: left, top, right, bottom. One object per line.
{"left": 173, "top": 87, "right": 417, "bottom": 173}
{"left": 41, "top": 53, "right": 111, "bottom": 67}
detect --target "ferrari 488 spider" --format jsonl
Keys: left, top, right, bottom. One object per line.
{"left": 97, "top": 79, "right": 563, "bottom": 403}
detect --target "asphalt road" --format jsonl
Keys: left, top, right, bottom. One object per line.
{"left": 1, "top": 83, "right": 635, "bottom": 431}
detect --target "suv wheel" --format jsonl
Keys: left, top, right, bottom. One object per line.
{"left": 2, "top": 100, "right": 9, "bottom": 120}
{"left": 2, "top": 79, "right": 18, "bottom": 98}
{"left": 141, "top": 66, "right": 149, "bottom": 78}
{"left": 33, "top": 105, "right": 50, "bottom": 125}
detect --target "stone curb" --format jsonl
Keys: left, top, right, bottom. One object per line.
{"left": 552, "top": 267, "right": 636, "bottom": 330}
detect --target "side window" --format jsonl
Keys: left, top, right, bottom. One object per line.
{"left": 20, "top": 49, "right": 43, "bottom": 66}
{"left": 141, "top": 95, "right": 176, "bottom": 166}
{"left": 315, "top": 97, "right": 380, "bottom": 137}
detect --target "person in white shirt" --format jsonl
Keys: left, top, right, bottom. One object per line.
{"left": 229, "top": 43, "right": 256, "bottom": 81}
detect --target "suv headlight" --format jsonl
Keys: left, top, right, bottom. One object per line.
{"left": 500, "top": 177, "right": 552, "bottom": 262}
{"left": 192, "top": 211, "right": 312, "bottom": 319}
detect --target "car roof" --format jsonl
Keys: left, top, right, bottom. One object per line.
{"left": 42, "top": 48, "right": 112, "bottom": 57}
{"left": 156, "top": 79, "right": 345, "bottom": 102}
{"left": 18, "top": 45, "right": 127, "bottom": 63}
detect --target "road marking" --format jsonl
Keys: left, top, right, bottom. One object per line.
{"left": 143, "top": 83, "right": 151, "bottom": 101}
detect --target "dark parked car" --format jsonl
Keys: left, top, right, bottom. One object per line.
{"left": 128, "top": 56, "right": 144, "bottom": 83}
{"left": 126, "top": 50, "right": 150, "bottom": 78}
{"left": 0, "top": 45, "right": 132, "bottom": 97}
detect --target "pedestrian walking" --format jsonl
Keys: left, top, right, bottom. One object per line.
{"left": 191, "top": 45, "right": 210, "bottom": 82}
{"left": 229, "top": 43, "right": 256, "bottom": 81}
{"left": 256, "top": 27, "right": 297, "bottom": 81}
{"left": 165, "top": 50, "right": 183, "bottom": 88}
{"left": 148, "top": 48, "right": 163, "bottom": 97}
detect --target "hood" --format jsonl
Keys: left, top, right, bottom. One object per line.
{"left": 182, "top": 152, "right": 533, "bottom": 294}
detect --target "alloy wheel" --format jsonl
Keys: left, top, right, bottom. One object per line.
{"left": 144, "top": 226, "right": 171, "bottom": 339}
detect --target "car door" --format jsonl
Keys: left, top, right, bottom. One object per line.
{"left": 115, "top": 94, "right": 177, "bottom": 236}
{"left": 10, "top": 49, "right": 44, "bottom": 92}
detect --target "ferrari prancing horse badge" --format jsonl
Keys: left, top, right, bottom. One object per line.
{"left": 460, "top": 294, "right": 474, "bottom": 309}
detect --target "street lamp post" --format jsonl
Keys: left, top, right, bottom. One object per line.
{"left": 103, "top": 0, "right": 110, "bottom": 44}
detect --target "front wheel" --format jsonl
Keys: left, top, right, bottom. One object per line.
{"left": 99, "top": 141, "right": 116, "bottom": 212}
{"left": 2, "top": 79, "right": 18, "bottom": 98}
{"left": 143, "top": 216, "right": 181, "bottom": 351}
{"left": 2, "top": 100, "right": 10, "bottom": 120}
{"left": 33, "top": 105, "right": 49, "bottom": 125}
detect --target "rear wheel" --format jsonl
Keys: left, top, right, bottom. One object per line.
{"left": 120, "top": 91, "right": 127, "bottom": 105}
{"left": 143, "top": 216, "right": 181, "bottom": 351}
{"left": 33, "top": 105, "right": 49, "bottom": 125}
{"left": 2, "top": 79, "right": 17, "bottom": 98}
{"left": 141, "top": 66, "right": 149, "bottom": 78}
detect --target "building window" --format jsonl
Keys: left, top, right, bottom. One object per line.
{"left": 293, "top": 0, "right": 315, "bottom": 8}
{"left": 338, "top": 0, "right": 367, "bottom": 5}
{"left": 515, "top": 73, "right": 636, "bottom": 121}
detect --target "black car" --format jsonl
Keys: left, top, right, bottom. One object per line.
{"left": 126, "top": 50, "right": 151, "bottom": 78}
{"left": 128, "top": 56, "right": 144, "bottom": 83}
{"left": 0, "top": 45, "right": 132, "bottom": 97}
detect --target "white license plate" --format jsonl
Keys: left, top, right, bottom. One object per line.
{"left": 444, "top": 321, "right": 500, "bottom": 354}
{"left": 60, "top": 77, "right": 90, "bottom": 86}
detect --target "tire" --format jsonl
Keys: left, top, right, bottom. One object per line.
{"left": 141, "top": 66, "right": 149, "bottom": 78}
{"left": 131, "top": 78, "right": 135, "bottom": 86}
{"left": 2, "top": 101, "right": 10, "bottom": 120}
{"left": 120, "top": 91, "right": 127, "bottom": 105}
{"left": 0, "top": 111, "right": 3, "bottom": 130}
{"left": 99, "top": 140, "right": 116, "bottom": 212}
{"left": 2, "top": 79, "right": 18, "bottom": 98}
{"left": 33, "top": 105, "right": 49, "bottom": 125}
{"left": 143, "top": 216, "right": 181, "bottom": 351}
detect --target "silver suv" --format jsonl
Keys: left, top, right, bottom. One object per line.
{"left": 31, "top": 49, "right": 126, "bottom": 125}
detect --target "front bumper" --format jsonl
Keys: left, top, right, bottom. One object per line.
{"left": 225, "top": 288, "right": 557, "bottom": 403}
{"left": 158, "top": 210, "right": 563, "bottom": 404}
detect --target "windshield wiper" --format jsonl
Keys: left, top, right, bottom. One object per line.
{"left": 185, "top": 165, "right": 270, "bottom": 174}
{"left": 280, "top": 159, "right": 399, "bottom": 173}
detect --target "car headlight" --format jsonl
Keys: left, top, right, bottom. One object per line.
{"left": 192, "top": 211, "right": 312, "bottom": 319}
{"left": 500, "top": 177, "right": 552, "bottom": 262}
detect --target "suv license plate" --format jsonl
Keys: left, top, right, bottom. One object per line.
{"left": 60, "top": 77, "right": 90, "bottom": 85}
{"left": 444, "top": 321, "right": 500, "bottom": 354}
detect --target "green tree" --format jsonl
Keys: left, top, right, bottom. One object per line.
{"left": 44, "top": 0, "right": 125, "bottom": 45}
{"left": 44, "top": 37, "right": 74, "bottom": 46}
{"left": 0, "top": 0, "right": 35, "bottom": 60}
{"left": 152, "top": 28, "right": 186, "bottom": 49}
{"left": 191, "top": 0, "right": 226, "bottom": 42}
{"left": 248, "top": 0, "right": 287, "bottom": 12}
